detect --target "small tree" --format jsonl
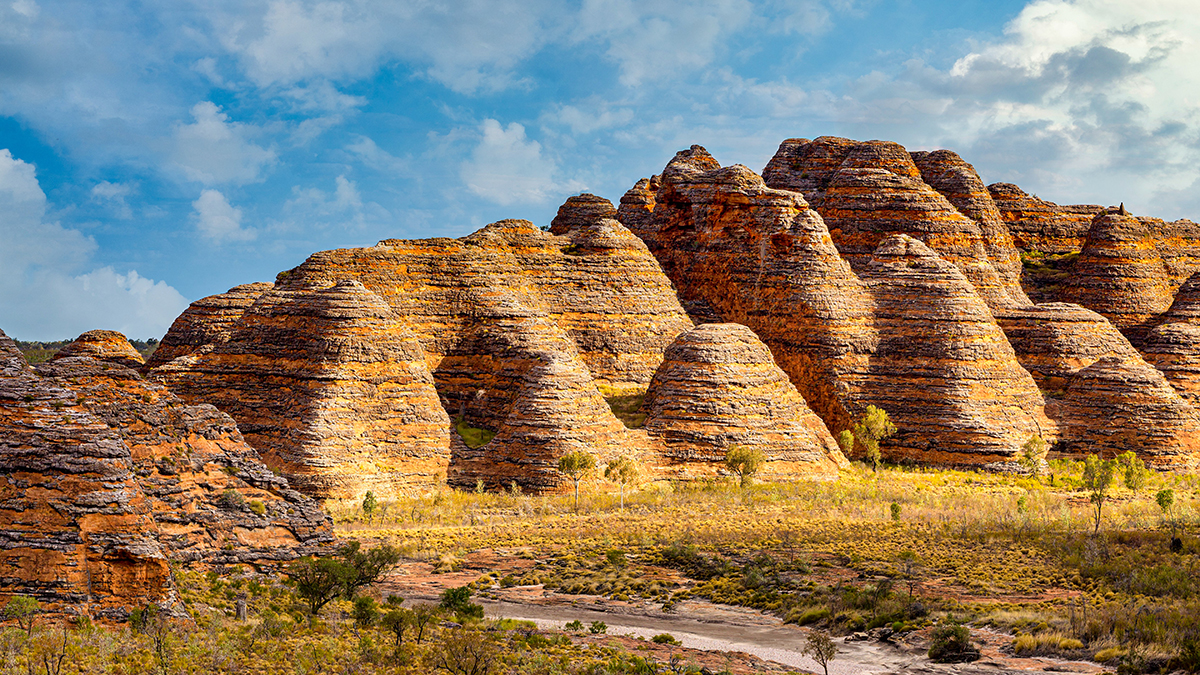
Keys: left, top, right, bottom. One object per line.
{"left": 440, "top": 586, "right": 483, "bottom": 623}
{"left": 435, "top": 629, "right": 499, "bottom": 675}
{"left": 604, "top": 455, "right": 641, "bottom": 510}
{"left": 725, "top": 445, "right": 764, "bottom": 488}
{"left": 2, "top": 596, "right": 39, "bottom": 635}
{"left": 1082, "top": 453, "right": 1117, "bottom": 534}
{"left": 1019, "top": 435, "right": 1047, "bottom": 476}
{"left": 289, "top": 556, "right": 352, "bottom": 615}
{"left": 411, "top": 603, "right": 440, "bottom": 644}
{"left": 1156, "top": 488, "right": 1178, "bottom": 539}
{"left": 362, "top": 491, "right": 378, "bottom": 517}
{"left": 854, "top": 405, "right": 896, "bottom": 472}
{"left": 381, "top": 607, "right": 412, "bottom": 649}
{"left": 340, "top": 541, "right": 403, "bottom": 598}
{"left": 897, "top": 550, "right": 922, "bottom": 598}
{"left": 557, "top": 451, "right": 596, "bottom": 513}
{"left": 801, "top": 629, "right": 837, "bottom": 675}
{"left": 353, "top": 595, "right": 380, "bottom": 628}
{"left": 1117, "top": 451, "right": 1149, "bottom": 493}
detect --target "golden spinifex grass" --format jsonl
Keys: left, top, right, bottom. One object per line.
{"left": 334, "top": 463, "right": 1200, "bottom": 670}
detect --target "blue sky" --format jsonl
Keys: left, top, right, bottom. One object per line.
{"left": 2, "top": 0, "right": 1197, "bottom": 340}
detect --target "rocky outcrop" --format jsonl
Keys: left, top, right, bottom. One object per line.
{"left": 618, "top": 145, "right": 878, "bottom": 434}
{"left": 0, "top": 328, "right": 332, "bottom": 616}
{"left": 910, "top": 149, "right": 1030, "bottom": 306}
{"left": 151, "top": 218, "right": 691, "bottom": 494}
{"left": 859, "top": 235, "right": 1053, "bottom": 467}
{"left": 1060, "top": 212, "right": 1174, "bottom": 345}
{"left": 986, "top": 183, "right": 1101, "bottom": 254}
{"left": 641, "top": 324, "right": 847, "bottom": 479}
{"left": 53, "top": 330, "right": 146, "bottom": 369}
{"left": 144, "top": 283, "right": 271, "bottom": 370}
{"left": 763, "top": 138, "right": 1018, "bottom": 310}
{"left": 1054, "top": 356, "right": 1200, "bottom": 469}
{"left": 152, "top": 280, "right": 452, "bottom": 501}
{"left": 1144, "top": 272, "right": 1200, "bottom": 407}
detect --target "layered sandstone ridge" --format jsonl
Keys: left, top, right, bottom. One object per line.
{"left": 0, "top": 329, "right": 332, "bottom": 616}
{"left": 987, "top": 183, "right": 1101, "bottom": 255}
{"left": 641, "top": 324, "right": 848, "bottom": 479}
{"left": 1144, "top": 272, "right": 1200, "bottom": 408}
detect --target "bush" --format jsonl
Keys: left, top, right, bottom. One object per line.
{"left": 928, "top": 623, "right": 979, "bottom": 663}
{"left": 353, "top": 596, "right": 379, "bottom": 628}
{"left": 791, "top": 607, "right": 830, "bottom": 626}
{"left": 440, "top": 585, "right": 484, "bottom": 622}
{"left": 249, "top": 500, "right": 266, "bottom": 516}
{"left": 651, "top": 633, "right": 680, "bottom": 645}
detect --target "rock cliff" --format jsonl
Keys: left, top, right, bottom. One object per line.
{"left": 1143, "top": 272, "right": 1200, "bottom": 407}
{"left": 641, "top": 324, "right": 848, "bottom": 479}
{"left": 986, "top": 183, "right": 1101, "bottom": 255}
{"left": 53, "top": 330, "right": 146, "bottom": 369}
{"left": 0, "top": 329, "right": 332, "bottom": 616}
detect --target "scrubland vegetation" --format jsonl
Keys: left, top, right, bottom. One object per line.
{"left": 4, "top": 458, "right": 1200, "bottom": 674}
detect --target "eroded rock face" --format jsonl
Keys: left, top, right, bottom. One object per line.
{"left": 641, "top": 324, "right": 847, "bottom": 479}
{"left": 764, "top": 138, "right": 1018, "bottom": 310}
{"left": 619, "top": 145, "right": 877, "bottom": 433}
{"left": 153, "top": 280, "right": 452, "bottom": 500}
{"left": 987, "top": 183, "right": 1101, "bottom": 254}
{"left": 145, "top": 283, "right": 272, "bottom": 369}
{"left": 860, "top": 235, "right": 1053, "bottom": 467}
{"left": 0, "top": 329, "right": 332, "bottom": 616}
{"left": 1054, "top": 356, "right": 1200, "bottom": 469}
{"left": 53, "top": 330, "right": 146, "bottom": 369}
{"left": 1061, "top": 212, "right": 1174, "bottom": 345}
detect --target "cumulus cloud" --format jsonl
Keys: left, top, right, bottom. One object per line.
{"left": 192, "top": 189, "right": 256, "bottom": 242}
{"left": 90, "top": 181, "right": 135, "bottom": 219}
{"left": 0, "top": 149, "right": 187, "bottom": 340}
{"left": 280, "top": 175, "right": 388, "bottom": 231}
{"left": 172, "top": 102, "right": 277, "bottom": 185}
{"left": 461, "top": 119, "right": 580, "bottom": 205}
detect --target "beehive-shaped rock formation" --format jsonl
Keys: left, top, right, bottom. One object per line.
{"left": 1054, "top": 356, "right": 1200, "bottom": 469}
{"left": 1144, "top": 272, "right": 1200, "bottom": 407}
{"left": 641, "top": 324, "right": 847, "bottom": 479}
{"left": 145, "top": 282, "right": 271, "bottom": 369}
{"left": 986, "top": 183, "right": 1101, "bottom": 254}
{"left": 153, "top": 280, "right": 451, "bottom": 500}
{"left": 763, "top": 138, "right": 1016, "bottom": 310}
{"left": 618, "top": 145, "right": 878, "bottom": 433}
{"left": 0, "top": 329, "right": 332, "bottom": 615}
{"left": 860, "top": 235, "right": 1053, "bottom": 467}
{"left": 53, "top": 330, "right": 146, "bottom": 369}
{"left": 1061, "top": 212, "right": 1174, "bottom": 345}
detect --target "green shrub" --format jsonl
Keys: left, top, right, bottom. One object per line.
{"left": 928, "top": 623, "right": 978, "bottom": 662}
{"left": 651, "top": 633, "right": 680, "bottom": 645}
{"left": 249, "top": 500, "right": 266, "bottom": 516}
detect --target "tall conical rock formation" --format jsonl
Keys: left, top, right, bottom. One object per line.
{"left": 618, "top": 145, "right": 877, "bottom": 434}
{"left": 152, "top": 280, "right": 451, "bottom": 500}
{"left": 763, "top": 138, "right": 1020, "bottom": 310}
{"left": 1144, "top": 272, "right": 1200, "bottom": 407}
{"left": 53, "top": 330, "right": 146, "bottom": 369}
{"left": 859, "top": 235, "right": 1053, "bottom": 467}
{"left": 641, "top": 324, "right": 848, "bottom": 479}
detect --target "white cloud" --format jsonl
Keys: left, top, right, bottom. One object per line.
{"left": 279, "top": 175, "right": 390, "bottom": 232}
{"left": 574, "top": 0, "right": 752, "bottom": 86}
{"left": 220, "top": 0, "right": 556, "bottom": 94}
{"left": 172, "top": 101, "right": 276, "bottom": 185}
{"left": 346, "top": 135, "right": 409, "bottom": 173}
{"left": 90, "top": 181, "right": 135, "bottom": 219}
{"left": 192, "top": 189, "right": 257, "bottom": 242}
{"left": 543, "top": 104, "right": 635, "bottom": 135}
{"left": 461, "top": 119, "right": 579, "bottom": 205}
{"left": 0, "top": 149, "right": 187, "bottom": 340}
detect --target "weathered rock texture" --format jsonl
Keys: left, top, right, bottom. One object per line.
{"left": 1054, "top": 356, "right": 1200, "bottom": 469}
{"left": 641, "top": 324, "right": 848, "bottom": 479}
{"left": 1060, "top": 212, "right": 1174, "bottom": 345}
{"left": 1144, "top": 272, "right": 1200, "bottom": 407}
{"left": 53, "top": 330, "right": 146, "bottom": 369}
{"left": 859, "top": 235, "right": 1053, "bottom": 467}
{"left": 619, "top": 145, "right": 878, "bottom": 434}
{"left": 152, "top": 218, "right": 692, "bottom": 494}
{"left": 145, "top": 283, "right": 272, "bottom": 369}
{"left": 622, "top": 145, "right": 1061, "bottom": 467}
{"left": 987, "top": 183, "right": 1101, "bottom": 255}
{"left": 0, "top": 329, "right": 332, "bottom": 616}
{"left": 763, "top": 138, "right": 1020, "bottom": 310}
{"left": 152, "top": 280, "right": 452, "bottom": 500}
